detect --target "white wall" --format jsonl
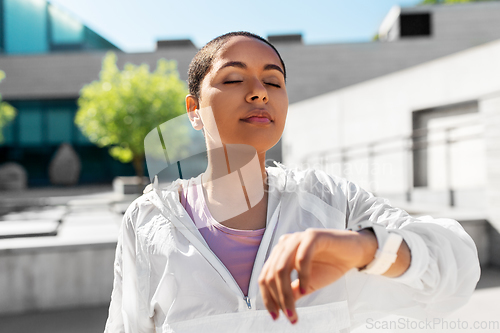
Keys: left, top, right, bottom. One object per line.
{"left": 480, "top": 94, "right": 500, "bottom": 232}
{"left": 283, "top": 39, "right": 500, "bottom": 196}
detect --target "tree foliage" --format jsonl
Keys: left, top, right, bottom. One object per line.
{"left": 0, "top": 71, "right": 16, "bottom": 144}
{"left": 75, "top": 52, "right": 188, "bottom": 177}
{"left": 420, "top": 0, "right": 498, "bottom": 4}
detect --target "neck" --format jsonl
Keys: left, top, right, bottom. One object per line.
{"left": 203, "top": 144, "right": 268, "bottom": 182}
{"left": 201, "top": 144, "right": 268, "bottom": 223}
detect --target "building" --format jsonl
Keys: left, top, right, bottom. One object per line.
{"left": 0, "top": 0, "right": 122, "bottom": 185}
{"left": 2, "top": 1, "right": 500, "bottom": 186}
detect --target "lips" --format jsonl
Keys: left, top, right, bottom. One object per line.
{"left": 241, "top": 109, "right": 273, "bottom": 124}
{"left": 244, "top": 116, "right": 271, "bottom": 124}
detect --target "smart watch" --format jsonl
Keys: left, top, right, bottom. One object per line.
{"left": 348, "top": 221, "right": 403, "bottom": 275}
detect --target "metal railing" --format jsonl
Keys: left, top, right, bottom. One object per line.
{"left": 300, "top": 120, "right": 483, "bottom": 207}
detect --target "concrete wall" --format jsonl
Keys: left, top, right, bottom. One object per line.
{"left": 283, "top": 38, "right": 500, "bottom": 231}
{"left": 488, "top": 222, "right": 500, "bottom": 268}
{"left": 459, "top": 220, "right": 490, "bottom": 266}
{"left": 0, "top": 47, "right": 198, "bottom": 100}
{"left": 480, "top": 94, "right": 500, "bottom": 233}
{"left": 0, "top": 242, "right": 116, "bottom": 314}
{"left": 402, "top": 2, "right": 500, "bottom": 44}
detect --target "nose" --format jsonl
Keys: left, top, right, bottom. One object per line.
{"left": 245, "top": 78, "right": 268, "bottom": 103}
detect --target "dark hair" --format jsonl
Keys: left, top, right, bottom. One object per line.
{"left": 188, "top": 31, "right": 287, "bottom": 100}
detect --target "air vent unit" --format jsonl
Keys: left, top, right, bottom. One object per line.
{"left": 157, "top": 39, "right": 195, "bottom": 49}
{"left": 267, "top": 34, "right": 303, "bottom": 44}
{"left": 400, "top": 13, "right": 432, "bottom": 37}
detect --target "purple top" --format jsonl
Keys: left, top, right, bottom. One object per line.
{"left": 179, "top": 176, "right": 265, "bottom": 296}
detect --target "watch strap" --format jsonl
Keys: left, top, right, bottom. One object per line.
{"left": 348, "top": 221, "right": 403, "bottom": 275}
{"left": 362, "top": 232, "right": 403, "bottom": 275}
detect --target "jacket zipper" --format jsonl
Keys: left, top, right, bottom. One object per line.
{"left": 244, "top": 296, "right": 252, "bottom": 309}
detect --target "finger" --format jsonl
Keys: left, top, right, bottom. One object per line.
{"left": 259, "top": 274, "right": 280, "bottom": 321}
{"left": 259, "top": 257, "right": 281, "bottom": 319}
{"left": 290, "top": 279, "right": 304, "bottom": 301}
{"left": 265, "top": 233, "right": 293, "bottom": 311}
{"left": 275, "top": 262, "right": 297, "bottom": 323}
{"left": 259, "top": 243, "right": 287, "bottom": 319}
{"left": 268, "top": 246, "right": 292, "bottom": 315}
{"left": 294, "top": 230, "right": 317, "bottom": 297}
{"left": 273, "top": 237, "right": 301, "bottom": 324}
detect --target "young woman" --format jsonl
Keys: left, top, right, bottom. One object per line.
{"left": 104, "top": 32, "right": 480, "bottom": 333}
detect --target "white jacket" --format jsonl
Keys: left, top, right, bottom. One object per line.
{"left": 104, "top": 165, "right": 480, "bottom": 333}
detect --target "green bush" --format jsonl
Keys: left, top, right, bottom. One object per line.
{"left": 76, "top": 52, "right": 188, "bottom": 177}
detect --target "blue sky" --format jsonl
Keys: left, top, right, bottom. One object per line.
{"left": 48, "top": 0, "right": 422, "bottom": 53}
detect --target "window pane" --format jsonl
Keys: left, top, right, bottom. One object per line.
{"left": 0, "top": 120, "right": 15, "bottom": 146}
{"left": 19, "top": 108, "right": 43, "bottom": 145}
{"left": 47, "top": 108, "right": 72, "bottom": 144}
{"left": 400, "top": 13, "right": 432, "bottom": 37}
{"left": 48, "top": 4, "right": 84, "bottom": 45}
{"left": 4, "top": 0, "right": 48, "bottom": 54}
{"left": 0, "top": 0, "right": 4, "bottom": 53}
{"left": 75, "top": 126, "right": 91, "bottom": 145}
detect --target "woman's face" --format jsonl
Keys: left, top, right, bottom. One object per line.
{"left": 189, "top": 36, "right": 288, "bottom": 154}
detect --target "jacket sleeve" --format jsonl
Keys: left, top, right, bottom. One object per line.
{"left": 343, "top": 180, "right": 481, "bottom": 325}
{"left": 104, "top": 203, "right": 156, "bottom": 333}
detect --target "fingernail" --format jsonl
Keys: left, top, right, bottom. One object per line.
{"left": 300, "top": 287, "right": 306, "bottom": 295}
{"left": 286, "top": 309, "right": 293, "bottom": 318}
{"left": 291, "top": 318, "right": 298, "bottom": 325}
{"left": 270, "top": 312, "right": 277, "bottom": 320}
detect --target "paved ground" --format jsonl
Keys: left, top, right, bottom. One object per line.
{"left": 0, "top": 186, "right": 136, "bottom": 249}
{"left": 0, "top": 305, "right": 109, "bottom": 333}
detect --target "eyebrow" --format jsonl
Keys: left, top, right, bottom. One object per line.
{"left": 219, "top": 61, "right": 284, "bottom": 75}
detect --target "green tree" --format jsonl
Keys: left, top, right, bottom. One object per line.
{"left": 0, "top": 71, "right": 16, "bottom": 144}
{"left": 75, "top": 52, "right": 189, "bottom": 178}
{"left": 420, "top": 0, "right": 498, "bottom": 4}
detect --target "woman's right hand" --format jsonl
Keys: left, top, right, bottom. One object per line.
{"left": 258, "top": 228, "right": 378, "bottom": 324}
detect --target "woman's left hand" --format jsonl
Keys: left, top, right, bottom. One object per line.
{"left": 258, "top": 228, "right": 378, "bottom": 324}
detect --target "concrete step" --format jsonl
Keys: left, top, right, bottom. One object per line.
{"left": 0, "top": 220, "right": 60, "bottom": 239}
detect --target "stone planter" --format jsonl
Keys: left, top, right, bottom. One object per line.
{"left": 112, "top": 176, "right": 149, "bottom": 195}
{"left": 49, "top": 143, "right": 81, "bottom": 186}
{"left": 0, "top": 162, "right": 27, "bottom": 191}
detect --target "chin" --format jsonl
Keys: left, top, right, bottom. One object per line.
{"left": 221, "top": 130, "right": 282, "bottom": 154}
{"left": 249, "top": 139, "right": 280, "bottom": 155}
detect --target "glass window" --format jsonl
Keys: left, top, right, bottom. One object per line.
{"left": 75, "top": 124, "right": 91, "bottom": 145}
{"left": 4, "top": 0, "right": 49, "bottom": 54}
{"left": 0, "top": 0, "right": 4, "bottom": 52}
{"left": 400, "top": 13, "right": 432, "bottom": 38}
{"left": 47, "top": 108, "right": 72, "bottom": 144}
{"left": 0, "top": 120, "right": 15, "bottom": 146}
{"left": 19, "top": 108, "right": 43, "bottom": 145}
{"left": 48, "top": 4, "right": 84, "bottom": 45}
{"left": 84, "top": 28, "right": 118, "bottom": 50}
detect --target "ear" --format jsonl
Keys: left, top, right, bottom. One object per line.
{"left": 186, "top": 94, "right": 203, "bottom": 130}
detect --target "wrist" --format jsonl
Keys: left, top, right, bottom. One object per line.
{"left": 356, "top": 229, "right": 378, "bottom": 269}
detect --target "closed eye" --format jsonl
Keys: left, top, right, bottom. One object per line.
{"left": 265, "top": 82, "right": 281, "bottom": 88}
{"left": 224, "top": 80, "right": 243, "bottom": 84}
